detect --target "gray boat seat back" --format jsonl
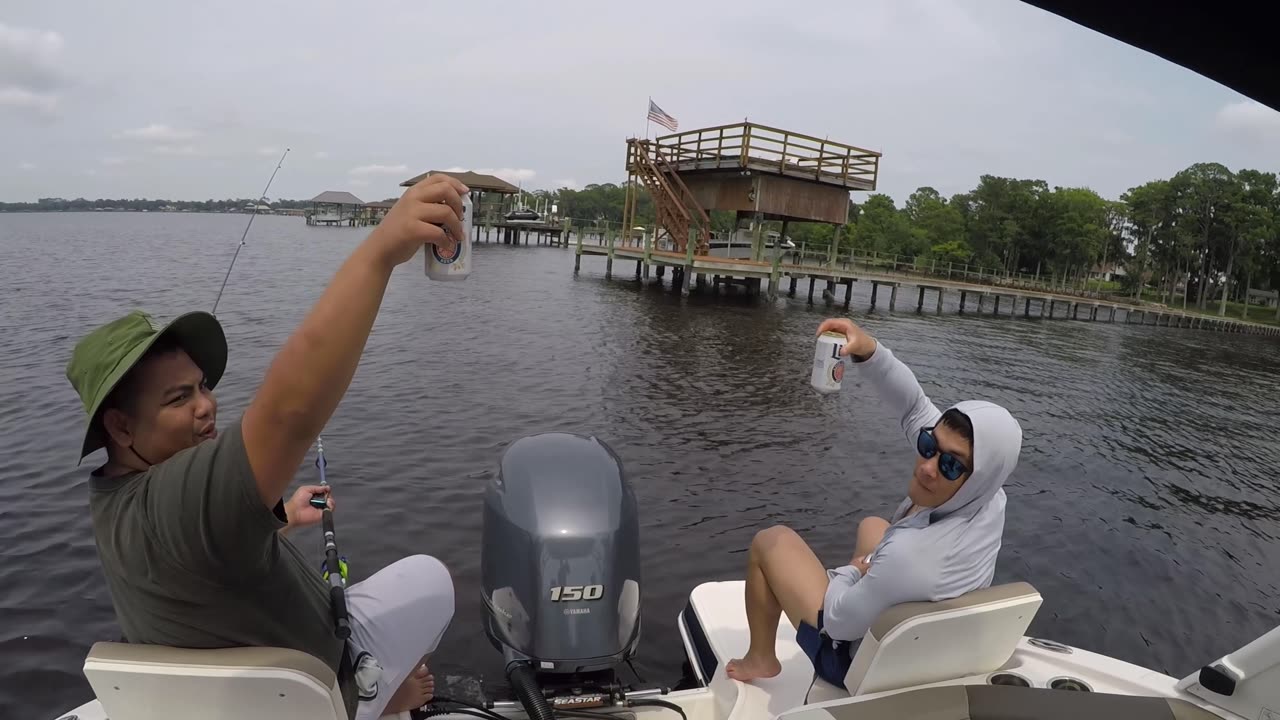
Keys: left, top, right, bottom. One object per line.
{"left": 83, "top": 641, "right": 346, "bottom": 720}
{"left": 807, "top": 582, "right": 1043, "bottom": 703}
{"left": 787, "top": 684, "right": 1221, "bottom": 720}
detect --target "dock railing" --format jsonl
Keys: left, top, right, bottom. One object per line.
{"left": 787, "top": 245, "right": 1125, "bottom": 299}
{"left": 653, "top": 122, "right": 881, "bottom": 190}
{"left": 567, "top": 225, "right": 1111, "bottom": 297}
{"left": 555, "top": 220, "right": 1136, "bottom": 298}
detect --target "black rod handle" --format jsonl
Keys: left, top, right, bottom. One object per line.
{"left": 330, "top": 586, "right": 351, "bottom": 639}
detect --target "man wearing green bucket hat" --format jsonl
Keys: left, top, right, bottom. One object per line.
{"left": 66, "top": 173, "right": 470, "bottom": 719}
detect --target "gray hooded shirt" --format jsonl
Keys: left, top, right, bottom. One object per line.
{"left": 821, "top": 342, "right": 1023, "bottom": 642}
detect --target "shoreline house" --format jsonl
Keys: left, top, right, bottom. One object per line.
{"left": 1090, "top": 262, "right": 1127, "bottom": 282}
{"left": 1246, "top": 288, "right": 1278, "bottom": 308}
{"left": 361, "top": 200, "right": 396, "bottom": 225}
{"left": 307, "top": 191, "right": 364, "bottom": 226}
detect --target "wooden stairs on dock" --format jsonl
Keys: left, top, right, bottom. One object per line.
{"left": 626, "top": 139, "right": 711, "bottom": 255}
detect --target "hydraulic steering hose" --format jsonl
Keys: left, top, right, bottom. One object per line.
{"left": 508, "top": 662, "right": 556, "bottom": 720}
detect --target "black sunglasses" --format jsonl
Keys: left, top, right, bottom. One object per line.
{"left": 916, "top": 427, "right": 969, "bottom": 481}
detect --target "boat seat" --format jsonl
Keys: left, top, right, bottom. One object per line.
{"left": 806, "top": 582, "right": 1043, "bottom": 703}
{"left": 783, "top": 684, "right": 1220, "bottom": 720}
{"left": 83, "top": 641, "right": 348, "bottom": 720}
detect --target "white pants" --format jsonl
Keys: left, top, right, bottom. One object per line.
{"left": 346, "top": 555, "right": 455, "bottom": 720}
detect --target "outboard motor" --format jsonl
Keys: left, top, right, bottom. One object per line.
{"left": 482, "top": 433, "right": 641, "bottom": 713}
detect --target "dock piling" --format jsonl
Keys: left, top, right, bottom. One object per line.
{"left": 936, "top": 289, "right": 944, "bottom": 314}
{"left": 889, "top": 285, "right": 898, "bottom": 311}
{"left": 808, "top": 278, "right": 816, "bottom": 305}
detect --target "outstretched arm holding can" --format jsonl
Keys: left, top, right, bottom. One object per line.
{"left": 241, "top": 174, "right": 469, "bottom": 509}
{"left": 815, "top": 318, "right": 942, "bottom": 444}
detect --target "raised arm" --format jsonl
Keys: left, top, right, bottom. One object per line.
{"left": 241, "top": 174, "right": 469, "bottom": 507}
{"left": 815, "top": 318, "right": 941, "bottom": 444}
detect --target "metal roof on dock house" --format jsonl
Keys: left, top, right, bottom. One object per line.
{"left": 400, "top": 171, "right": 520, "bottom": 194}
{"left": 309, "top": 191, "right": 365, "bottom": 205}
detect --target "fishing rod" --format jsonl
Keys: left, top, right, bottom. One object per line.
{"left": 211, "top": 147, "right": 290, "bottom": 315}
{"left": 311, "top": 437, "right": 351, "bottom": 639}
{"left": 208, "top": 148, "right": 349, "bottom": 639}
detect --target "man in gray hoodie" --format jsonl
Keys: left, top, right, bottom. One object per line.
{"left": 726, "top": 318, "right": 1023, "bottom": 688}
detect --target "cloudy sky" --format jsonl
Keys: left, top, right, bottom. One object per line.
{"left": 4, "top": 0, "right": 1280, "bottom": 204}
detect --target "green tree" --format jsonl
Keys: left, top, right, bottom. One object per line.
{"left": 930, "top": 239, "right": 973, "bottom": 264}
{"left": 904, "top": 187, "right": 965, "bottom": 256}
{"left": 850, "top": 194, "right": 912, "bottom": 255}
{"left": 1171, "top": 162, "right": 1235, "bottom": 308}
{"left": 1221, "top": 169, "right": 1277, "bottom": 315}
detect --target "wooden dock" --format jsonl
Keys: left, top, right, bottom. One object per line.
{"left": 475, "top": 221, "right": 567, "bottom": 246}
{"left": 571, "top": 236, "right": 1280, "bottom": 336}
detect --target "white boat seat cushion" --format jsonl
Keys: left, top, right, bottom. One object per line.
{"left": 803, "top": 581, "right": 1042, "bottom": 701}
{"left": 83, "top": 641, "right": 347, "bottom": 720}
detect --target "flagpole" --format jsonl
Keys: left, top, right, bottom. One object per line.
{"left": 645, "top": 97, "right": 652, "bottom": 140}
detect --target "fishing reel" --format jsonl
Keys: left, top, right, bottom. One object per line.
{"left": 322, "top": 556, "right": 350, "bottom": 584}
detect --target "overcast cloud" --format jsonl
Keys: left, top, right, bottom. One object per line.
{"left": 3, "top": 0, "right": 1280, "bottom": 204}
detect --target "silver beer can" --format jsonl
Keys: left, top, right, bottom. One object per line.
{"left": 811, "top": 331, "right": 846, "bottom": 394}
{"left": 425, "top": 194, "right": 473, "bottom": 281}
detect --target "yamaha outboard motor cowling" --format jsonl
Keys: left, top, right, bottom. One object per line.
{"left": 482, "top": 433, "right": 641, "bottom": 682}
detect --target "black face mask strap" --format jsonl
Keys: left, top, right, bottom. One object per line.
{"left": 129, "top": 444, "right": 156, "bottom": 468}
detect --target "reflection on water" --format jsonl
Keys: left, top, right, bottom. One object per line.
{"left": 1, "top": 212, "right": 1278, "bottom": 718}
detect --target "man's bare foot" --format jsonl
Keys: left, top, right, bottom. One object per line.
{"left": 725, "top": 653, "right": 782, "bottom": 682}
{"left": 386, "top": 663, "right": 435, "bottom": 713}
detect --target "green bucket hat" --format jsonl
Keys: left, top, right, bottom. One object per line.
{"left": 66, "top": 310, "right": 227, "bottom": 459}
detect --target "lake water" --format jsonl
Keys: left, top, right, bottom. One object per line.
{"left": 2, "top": 212, "right": 1278, "bottom": 719}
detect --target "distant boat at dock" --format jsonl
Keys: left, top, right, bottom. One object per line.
{"left": 504, "top": 208, "right": 542, "bottom": 224}
{"left": 707, "top": 229, "right": 795, "bottom": 262}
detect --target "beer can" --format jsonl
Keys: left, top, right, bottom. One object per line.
{"left": 811, "top": 331, "right": 846, "bottom": 394}
{"left": 425, "top": 194, "right": 472, "bottom": 281}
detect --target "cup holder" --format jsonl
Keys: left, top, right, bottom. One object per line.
{"left": 1049, "top": 677, "right": 1092, "bottom": 692}
{"left": 988, "top": 672, "right": 1031, "bottom": 687}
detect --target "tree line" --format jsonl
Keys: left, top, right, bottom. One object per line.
{"left": 0, "top": 197, "right": 315, "bottom": 213}
{"left": 842, "top": 163, "right": 1280, "bottom": 313}
{"left": 539, "top": 164, "right": 1280, "bottom": 309}
{"left": 10, "top": 164, "right": 1280, "bottom": 311}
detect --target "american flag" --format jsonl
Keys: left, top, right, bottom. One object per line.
{"left": 647, "top": 100, "right": 678, "bottom": 132}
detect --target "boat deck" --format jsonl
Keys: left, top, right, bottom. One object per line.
{"left": 685, "top": 581, "right": 817, "bottom": 720}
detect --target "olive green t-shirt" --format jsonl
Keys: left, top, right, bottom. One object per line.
{"left": 88, "top": 419, "right": 356, "bottom": 715}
